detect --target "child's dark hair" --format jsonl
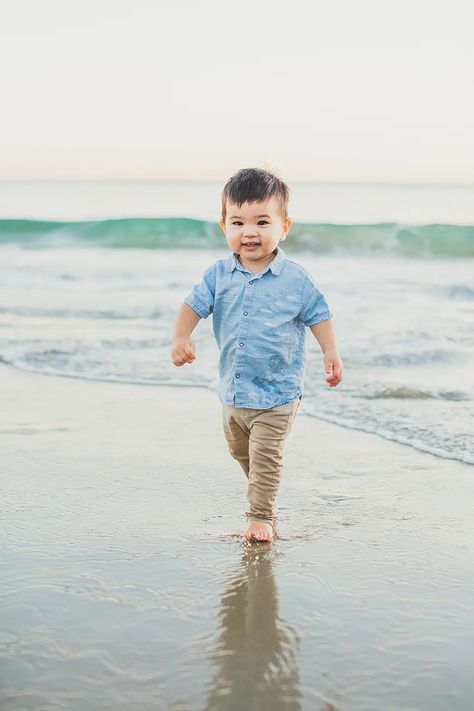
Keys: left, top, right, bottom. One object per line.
{"left": 220, "top": 167, "right": 290, "bottom": 222}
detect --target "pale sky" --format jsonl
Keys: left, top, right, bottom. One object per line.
{"left": 1, "top": 0, "right": 473, "bottom": 182}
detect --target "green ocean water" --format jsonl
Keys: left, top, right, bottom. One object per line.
{"left": 1, "top": 216, "right": 474, "bottom": 256}
{"left": 0, "top": 181, "right": 473, "bottom": 464}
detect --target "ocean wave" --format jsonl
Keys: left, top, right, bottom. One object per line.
{"left": 438, "top": 284, "right": 474, "bottom": 300}
{"left": 1, "top": 217, "right": 474, "bottom": 256}
{"left": 305, "top": 409, "right": 474, "bottom": 466}
{"left": 1, "top": 356, "right": 471, "bottom": 465}
{"left": 0, "top": 305, "right": 163, "bottom": 320}
{"left": 369, "top": 350, "right": 456, "bottom": 367}
{"left": 361, "top": 386, "right": 470, "bottom": 401}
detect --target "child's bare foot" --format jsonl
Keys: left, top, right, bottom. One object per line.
{"left": 244, "top": 520, "right": 274, "bottom": 542}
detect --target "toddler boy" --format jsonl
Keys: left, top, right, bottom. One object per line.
{"left": 171, "top": 168, "right": 343, "bottom": 542}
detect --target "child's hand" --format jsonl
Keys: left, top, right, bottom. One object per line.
{"left": 171, "top": 337, "right": 196, "bottom": 366}
{"left": 324, "top": 349, "right": 343, "bottom": 388}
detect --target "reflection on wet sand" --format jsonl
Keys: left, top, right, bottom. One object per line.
{"left": 202, "top": 542, "right": 301, "bottom": 710}
{"left": 202, "top": 541, "right": 340, "bottom": 710}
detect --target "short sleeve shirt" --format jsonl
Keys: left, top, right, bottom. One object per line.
{"left": 184, "top": 246, "right": 332, "bottom": 409}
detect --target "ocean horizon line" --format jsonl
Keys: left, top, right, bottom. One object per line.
{"left": 1, "top": 178, "right": 474, "bottom": 188}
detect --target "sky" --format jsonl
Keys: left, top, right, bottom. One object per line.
{"left": 0, "top": 0, "right": 473, "bottom": 183}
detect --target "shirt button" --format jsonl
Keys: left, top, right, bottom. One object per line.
{"left": 249, "top": 280, "right": 253, "bottom": 285}
{"left": 243, "top": 311, "right": 248, "bottom": 316}
{"left": 239, "top": 342, "right": 244, "bottom": 347}
{"left": 236, "top": 373, "right": 241, "bottom": 378}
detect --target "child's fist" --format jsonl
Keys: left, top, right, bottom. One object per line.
{"left": 324, "top": 349, "right": 343, "bottom": 388}
{"left": 171, "top": 337, "right": 196, "bottom": 366}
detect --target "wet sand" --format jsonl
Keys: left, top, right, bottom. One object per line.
{"left": 1, "top": 363, "right": 474, "bottom": 710}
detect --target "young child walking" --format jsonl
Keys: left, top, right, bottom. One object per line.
{"left": 171, "top": 168, "right": 343, "bottom": 542}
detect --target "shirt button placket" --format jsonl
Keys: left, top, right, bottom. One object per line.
{"left": 235, "top": 275, "right": 256, "bottom": 404}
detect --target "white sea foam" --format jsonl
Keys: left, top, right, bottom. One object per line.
{"left": 0, "top": 242, "right": 472, "bottom": 465}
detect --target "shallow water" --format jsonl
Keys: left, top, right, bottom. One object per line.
{"left": 2, "top": 509, "right": 474, "bottom": 710}
{"left": 2, "top": 376, "right": 474, "bottom": 710}
{"left": 0, "top": 245, "right": 472, "bottom": 464}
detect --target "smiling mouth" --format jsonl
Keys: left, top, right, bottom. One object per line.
{"left": 242, "top": 242, "right": 260, "bottom": 247}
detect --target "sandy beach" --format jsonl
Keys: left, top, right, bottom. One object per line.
{"left": 1, "top": 362, "right": 474, "bottom": 710}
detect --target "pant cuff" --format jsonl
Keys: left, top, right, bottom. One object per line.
{"left": 245, "top": 511, "right": 277, "bottom": 527}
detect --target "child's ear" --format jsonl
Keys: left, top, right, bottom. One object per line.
{"left": 282, "top": 217, "right": 292, "bottom": 238}
{"left": 219, "top": 219, "right": 226, "bottom": 234}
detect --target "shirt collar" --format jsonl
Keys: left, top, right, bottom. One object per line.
{"left": 224, "top": 245, "right": 286, "bottom": 276}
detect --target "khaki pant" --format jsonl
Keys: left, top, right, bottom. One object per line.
{"left": 222, "top": 397, "right": 301, "bottom": 528}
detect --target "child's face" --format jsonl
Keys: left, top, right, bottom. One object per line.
{"left": 219, "top": 196, "right": 292, "bottom": 268}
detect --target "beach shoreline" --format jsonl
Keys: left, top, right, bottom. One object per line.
{"left": 2, "top": 360, "right": 473, "bottom": 542}
{"left": 2, "top": 362, "right": 474, "bottom": 709}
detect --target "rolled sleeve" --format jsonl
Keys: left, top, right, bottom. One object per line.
{"left": 184, "top": 263, "right": 216, "bottom": 319}
{"left": 298, "top": 274, "right": 333, "bottom": 327}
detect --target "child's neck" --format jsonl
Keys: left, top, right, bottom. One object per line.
{"left": 236, "top": 248, "right": 277, "bottom": 275}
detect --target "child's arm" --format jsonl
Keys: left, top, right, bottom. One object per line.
{"left": 171, "top": 303, "right": 201, "bottom": 366}
{"left": 171, "top": 262, "right": 216, "bottom": 367}
{"left": 309, "top": 319, "right": 344, "bottom": 388}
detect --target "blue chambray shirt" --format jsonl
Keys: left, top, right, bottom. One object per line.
{"left": 184, "top": 246, "right": 333, "bottom": 409}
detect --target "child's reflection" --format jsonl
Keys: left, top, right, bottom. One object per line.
{"left": 202, "top": 542, "right": 301, "bottom": 711}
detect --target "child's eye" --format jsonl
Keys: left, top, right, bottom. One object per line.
{"left": 231, "top": 220, "right": 269, "bottom": 226}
